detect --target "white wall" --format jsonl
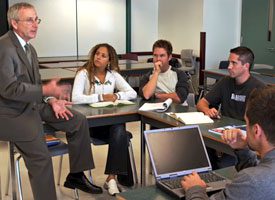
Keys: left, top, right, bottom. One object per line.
{"left": 203, "top": 0, "right": 242, "bottom": 69}
{"left": 77, "top": 0, "right": 126, "bottom": 55}
{"left": 9, "top": 0, "right": 242, "bottom": 62}
{"left": 9, "top": 0, "right": 127, "bottom": 56}
{"left": 9, "top": 0, "right": 159, "bottom": 57}
{"left": 158, "top": 0, "right": 203, "bottom": 55}
{"left": 9, "top": 0, "right": 77, "bottom": 57}
{"left": 131, "top": 0, "right": 158, "bottom": 52}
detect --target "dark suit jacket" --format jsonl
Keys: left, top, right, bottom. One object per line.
{"left": 0, "top": 30, "right": 44, "bottom": 141}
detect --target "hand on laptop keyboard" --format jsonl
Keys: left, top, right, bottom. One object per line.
{"left": 182, "top": 172, "right": 207, "bottom": 191}
{"left": 162, "top": 172, "right": 207, "bottom": 190}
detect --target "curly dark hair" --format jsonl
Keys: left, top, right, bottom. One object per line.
{"left": 78, "top": 43, "right": 119, "bottom": 90}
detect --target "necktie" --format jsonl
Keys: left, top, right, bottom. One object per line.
{"left": 24, "top": 43, "right": 32, "bottom": 66}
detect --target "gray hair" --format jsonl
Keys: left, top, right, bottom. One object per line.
{"left": 7, "top": 2, "right": 35, "bottom": 30}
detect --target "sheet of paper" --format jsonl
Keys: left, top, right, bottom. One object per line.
{"left": 139, "top": 98, "right": 172, "bottom": 112}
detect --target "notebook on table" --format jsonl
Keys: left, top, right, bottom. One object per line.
{"left": 144, "top": 125, "right": 231, "bottom": 199}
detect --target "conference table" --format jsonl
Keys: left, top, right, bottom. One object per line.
{"left": 70, "top": 99, "right": 244, "bottom": 187}
{"left": 252, "top": 68, "right": 275, "bottom": 77}
{"left": 39, "top": 60, "right": 144, "bottom": 69}
{"left": 38, "top": 56, "right": 88, "bottom": 63}
{"left": 117, "top": 166, "right": 237, "bottom": 200}
{"left": 203, "top": 68, "right": 275, "bottom": 91}
{"left": 138, "top": 103, "right": 244, "bottom": 186}
{"left": 39, "top": 61, "right": 86, "bottom": 69}
{"left": 63, "top": 62, "right": 153, "bottom": 78}
{"left": 71, "top": 101, "right": 141, "bottom": 128}
{"left": 39, "top": 61, "right": 153, "bottom": 80}
{"left": 39, "top": 68, "right": 76, "bottom": 82}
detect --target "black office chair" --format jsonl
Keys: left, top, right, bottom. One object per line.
{"left": 90, "top": 131, "right": 138, "bottom": 185}
{"left": 147, "top": 58, "right": 153, "bottom": 63}
{"left": 5, "top": 125, "right": 80, "bottom": 200}
{"left": 169, "top": 58, "right": 182, "bottom": 68}
{"left": 198, "top": 60, "right": 229, "bottom": 100}
{"left": 219, "top": 60, "right": 229, "bottom": 69}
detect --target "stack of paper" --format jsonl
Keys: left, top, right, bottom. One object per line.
{"left": 209, "top": 125, "right": 246, "bottom": 136}
{"left": 139, "top": 98, "right": 172, "bottom": 112}
{"left": 89, "top": 100, "right": 135, "bottom": 108}
{"left": 45, "top": 135, "right": 61, "bottom": 147}
{"left": 166, "top": 112, "right": 214, "bottom": 124}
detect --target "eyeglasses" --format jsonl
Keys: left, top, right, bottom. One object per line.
{"left": 17, "top": 17, "right": 41, "bottom": 25}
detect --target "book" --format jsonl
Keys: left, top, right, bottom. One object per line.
{"left": 166, "top": 112, "right": 214, "bottom": 124}
{"left": 209, "top": 125, "right": 246, "bottom": 136}
{"left": 139, "top": 98, "right": 172, "bottom": 112}
{"left": 89, "top": 100, "right": 135, "bottom": 108}
{"left": 45, "top": 135, "right": 61, "bottom": 147}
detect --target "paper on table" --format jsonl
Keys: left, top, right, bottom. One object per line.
{"left": 139, "top": 98, "right": 172, "bottom": 112}
{"left": 89, "top": 100, "right": 135, "bottom": 108}
{"left": 166, "top": 112, "right": 214, "bottom": 124}
{"left": 209, "top": 125, "right": 246, "bottom": 136}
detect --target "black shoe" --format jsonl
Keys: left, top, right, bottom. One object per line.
{"left": 117, "top": 174, "right": 134, "bottom": 187}
{"left": 64, "top": 174, "right": 103, "bottom": 194}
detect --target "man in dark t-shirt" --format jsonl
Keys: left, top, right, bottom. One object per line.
{"left": 203, "top": 75, "right": 264, "bottom": 120}
{"left": 197, "top": 46, "right": 265, "bottom": 121}
{"left": 197, "top": 46, "right": 265, "bottom": 169}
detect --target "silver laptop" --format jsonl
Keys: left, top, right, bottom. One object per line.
{"left": 144, "top": 125, "right": 231, "bottom": 199}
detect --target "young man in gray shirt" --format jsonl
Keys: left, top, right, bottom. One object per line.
{"left": 139, "top": 39, "right": 189, "bottom": 103}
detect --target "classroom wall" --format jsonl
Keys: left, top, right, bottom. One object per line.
{"left": 158, "top": 0, "right": 203, "bottom": 55}
{"left": 77, "top": 0, "right": 126, "bottom": 55}
{"left": 131, "top": 0, "right": 158, "bottom": 52}
{"left": 8, "top": 0, "right": 242, "bottom": 66}
{"left": 8, "top": 0, "right": 158, "bottom": 57}
{"left": 9, "top": 0, "right": 127, "bottom": 56}
{"left": 157, "top": 0, "right": 241, "bottom": 68}
{"left": 203, "top": 0, "right": 242, "bottom": 69}
{"left": 10, "top": 0, "right": 75, "bottom": 57}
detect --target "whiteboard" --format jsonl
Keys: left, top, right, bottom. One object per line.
{"left": 9, "top": 0, "right": 126, "bottom": 57}
{"left": 77, "top": 0, "right": 125, "bottom": 55}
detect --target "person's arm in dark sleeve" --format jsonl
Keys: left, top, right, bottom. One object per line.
{"left": 175, "top": 70, "right": 189, "bottom": 103}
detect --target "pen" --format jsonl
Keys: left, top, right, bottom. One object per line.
{"left": 217, "top": 105, "right": 221, "bottom": 119}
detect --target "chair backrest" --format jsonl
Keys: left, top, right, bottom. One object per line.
{"left": 181, "top": 49, "right": 195, "bottom": 69}
{"left": 147, "top": 58, "right": 153, "bottom": 63}
{"left": 186, "top": 93, "right": 196, "bottom": 107}
{"left": 219, "top": 60, "right": 229, "bottom": 69}
{"left": 121, "top": 53, "right": 139, "bottom": 61}
{"left": 169, "top": 57, "right": 182, "bottom": 68}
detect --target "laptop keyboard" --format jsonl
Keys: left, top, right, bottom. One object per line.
{"left": 160, "top": 172, "right": 226, "bottom": 189}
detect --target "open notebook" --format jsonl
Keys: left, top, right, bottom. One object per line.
{"left": 144, "top": 125, "right": 231, "bottom": 199}
{"left": 89, "top": 100, "right": 135, "bottom": 108}
{"left": 166, "top": 112, "right": 214, "bottom": 124}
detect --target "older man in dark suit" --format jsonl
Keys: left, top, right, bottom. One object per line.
{"left": 0, "top": 3, "right": 102, "bottom": 199}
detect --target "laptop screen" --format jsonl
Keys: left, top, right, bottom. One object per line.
{"left": 145, "top": 125, "right": 211, "bottom": 177}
